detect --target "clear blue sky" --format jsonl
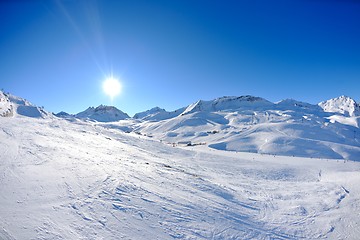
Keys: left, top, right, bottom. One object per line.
{"left": 1, "top": 0, "right": 359, "bottom": 116}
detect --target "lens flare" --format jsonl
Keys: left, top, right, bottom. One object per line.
{"left": 103, "top": 77, "right": 121, "bottom": 99}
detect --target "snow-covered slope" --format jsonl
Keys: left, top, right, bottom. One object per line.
{"left": 0, "top": 91, "right": 12, "bottom": 117}
{"left": 75, "top": 105, "right": 129, "bottom": 122}
{"left": 319, "top": 95, "right": 360, "bottom": 117}
{"left": 133, "top": 95, "right": 360, "bottom": 160}
{"left": 54, "top": 111, "right": 73, "bottom": 118}
{"left": 182, "top": 95, "right": 273, "bottom": 115}
{"left": 0, "top": 91, "right": 50, "bottom": 118}
{"left": 1, "top": 92, "right": 360, "bottom": 238}
{"left": 133, "top": 106, "right": 166, "bottom": 119}
{"left": 276, "top": 98, "right": 322, "bottom": 113}
{"left": 133, "top": 106, "right": 185, "bottom": 121}
{"left": 1, "top": 112, "right": 360, "bottom": 239}
{"left": 4, "top": 91, "right": 359, "bottom": 160}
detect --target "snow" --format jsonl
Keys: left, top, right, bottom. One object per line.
{"left": 133, "top": 96, "right": 360, "bottom": 160}
{"left": 1, "top": 113, "right": 360, "bottom": 239}
{"left": 75, "top": 105, "right": 129, "bottom": 122}
{"left": 52, "top": 94, "right": 360, "bottom": 161}
{"left": 1, "top": 92, "right": 360, "bottom": 239}
{"left": 319, "top": 95, "right": 360, "bottom": 117}
{"left": 327, "top": 115, "right": 360, "bottom": 128}
{"left": 0, "top": 92, "right": 49, "bottom": 119}
{"left": 133, "top": 106, "right": 185, "bottom": 122}
{"left": 5, "top": 92, "right": 360, "bottom": 161}
{"left": 181, "top": 96, "right": 273, "bottom": 116}
{"left": 0, "top": 92, "right": 12, "bottom": 117}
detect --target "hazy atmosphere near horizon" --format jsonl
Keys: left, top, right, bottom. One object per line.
{"left": 1, "top": 0, "right": 360, "bottom": 115}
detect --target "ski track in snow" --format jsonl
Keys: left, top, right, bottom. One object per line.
{"left": 1, "top": 116, "right": 360, "bottom": 239}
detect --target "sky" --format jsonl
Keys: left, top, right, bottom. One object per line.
{"left": 1, "top": 0, "right": 359, "bottom": 116}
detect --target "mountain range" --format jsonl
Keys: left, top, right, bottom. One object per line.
{"left": 1, "top": 91, "right": 359, "bottom": 160}
{"left": 1, "top": 90, "right": 360, "bottom": 239}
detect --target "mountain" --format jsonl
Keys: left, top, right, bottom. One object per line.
{"left": 0, "top": 91, "right": 50, "bottom": 118}
{"left": 1, "top": 94, "right": 360, "bottom": 239}
{"left": 134, "top": 95, "right": 360, "bottom": 160}
{"left": 319, "top": 95, "right": 360, "bottom": 117}
{"left": 181, "top": 95, "right": 273, "bottom": 115}
{"left": 134, "top": 107, "right": 166, "bottom": 119}
{"left": 54, "top": 111, "right": 73, "bottom": 118}
{"left": 276, "top": 99, "right": 322, "bottom": 112}
{"left": 75, "top": 105, "right": 129, "bottom": 122}
{"left": 2, "top": 91, "right": 359, "bottom": 160}
{"left": 133, "top": 106, "right": 185, "bottom": 121}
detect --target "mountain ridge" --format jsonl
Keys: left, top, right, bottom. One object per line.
{"left": 2, "top": 91, "right": 359, "bottom": 160}
{"left": 50, "top": 94, "right": 360, "bottom": 122}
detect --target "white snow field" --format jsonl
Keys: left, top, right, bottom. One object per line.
{"left": 1, "top": 93, "right": 360, "bottom": 239}
{"left": 116, "top": 96, "right": 360, "bottom": 161}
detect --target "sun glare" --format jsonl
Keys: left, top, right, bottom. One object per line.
{"left": 103, "top": 77, "right": 121, "bottom": 99}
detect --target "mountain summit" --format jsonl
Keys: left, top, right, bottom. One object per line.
{"left": 319, "top": 95, "right": 360, "bottom": 117}
{"left": 182, "top": 95, "right": 273, "bottom": 115}
{"left": 75, "top": 105, "right": 129, "bottom": 122}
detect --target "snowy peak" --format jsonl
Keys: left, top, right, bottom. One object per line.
{"left": 276, "top": 99, "right": 321, "bottom": 111}
{"left": 0, "top": 91, "right": 50, "bottom": 118}
{"left": 212, "top": 95, "right": 273, "bottom": 109}
{"left": 133, "top": 107, "right": 166, "bottom": 119}
{"left": 319, "top": 95, "right": 360, "bottom": 117}
{"left": 55, "top": 111, "right": 73, "bottom": 118}
{"left": 134, "top": 106, "right": 185, "bottom": 121}
{"left": 75, "top": 105, "right": 129, "bottom": 122}
{"left": 182, "top": 95, "right": 273, "bottom": 115}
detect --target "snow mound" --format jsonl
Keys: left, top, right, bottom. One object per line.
{"left": 75, "top": 105, "right": 129, "bottom": 122}
{"left": 319, "top": 96, "right": 360, "bottom": 117}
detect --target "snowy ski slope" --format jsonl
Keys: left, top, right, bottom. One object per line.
{"left": 1, "top": 92, "right": 360, "bottom": 239}
{"left": 1, "top": 112, "right": 360, "bottom": 239}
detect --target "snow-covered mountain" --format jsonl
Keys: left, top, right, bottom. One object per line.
{"left": 75, "top": 105, "right": 129, "bottom": 122}
{"left": 1, "top": 95, "right": 360, "bottom": 239}
{"left": 2, "top": 91, "right": 359, "bottom": 160}
{"left": 54, "top": 111, "right": 73, "bottom": 118}
{"left": 0, "top": 91, "right": 50, "bottom": 118}
{"left": 132, "top": 95, "right": 360, "bottom": 160}
{"left": 2, "top": 91, "right": 360, "bottom": 239}
{"left": 319, "top": 95, "right": 360, "bottom": 117}
{"left": 276, "top": 98, "right": 322, "bottom": 112}
{"left": 133, "top": 106, "right": 166, "bottom": 119}
{"left": 133, "top": 106, "right": 185, "bottom": 121}
{"left": 181, "top": 95, "right": 273, "bottom": 115}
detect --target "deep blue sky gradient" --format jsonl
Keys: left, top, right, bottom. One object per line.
{"left": 1, "top": 0, "right": 359, "bottom": 116}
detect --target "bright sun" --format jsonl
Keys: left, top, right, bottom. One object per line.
{"left": 102, "top": 77, "right": 121, "bottom": 99}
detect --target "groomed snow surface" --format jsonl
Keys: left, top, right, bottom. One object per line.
{"left": 1, "top": 115, "right": 360, "bottom": 239}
